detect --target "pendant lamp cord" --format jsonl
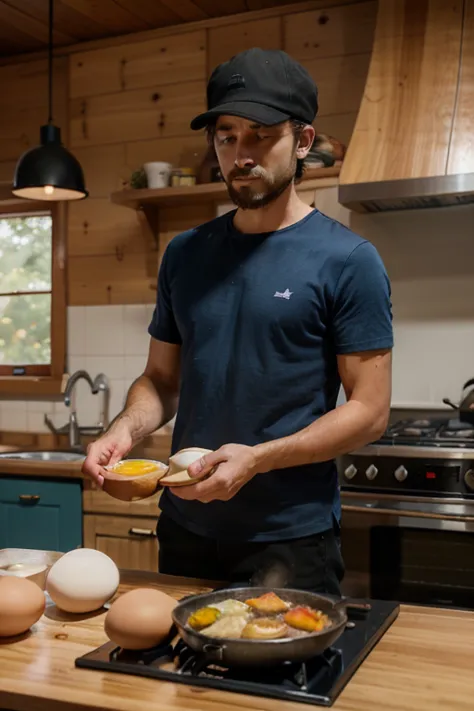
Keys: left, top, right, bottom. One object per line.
{"left": 48, "top": 0, "right": 53, "bottom": 124}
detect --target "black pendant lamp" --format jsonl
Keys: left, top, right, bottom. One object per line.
{"left": 12, "top": 0, "right": 87, "bottom": 201}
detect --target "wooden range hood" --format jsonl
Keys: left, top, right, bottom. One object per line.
{"left": 338, "top": 0, "right": 474, "bottom": 212}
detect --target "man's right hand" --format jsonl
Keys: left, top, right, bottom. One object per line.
{"left": 81, "top": 420, "right": 133, "bottom": 487}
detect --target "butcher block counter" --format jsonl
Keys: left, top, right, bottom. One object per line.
{"left": 0, "top": 434, "right": 172, "bottom": 479}
{"left": 0, "top": 570, "right": 473, "bottom": 711}
{"left": 0, "top": 456, "right": 85, "bottom": 478}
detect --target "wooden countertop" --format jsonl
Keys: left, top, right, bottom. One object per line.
{"left": 0, "top": 434, "right": 172, "bottom": 479}
{"left": 0, "top": 445, "right": 19, "bottom": 453}
{"left": 0, "top": 456, "right": 85, "bottom": 478}
{"left": 1, "top": 570, "right": 473, "bottom": 711}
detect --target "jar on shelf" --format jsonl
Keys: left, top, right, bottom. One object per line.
{"left": 170, "top": 167, "right": 197, "bottom": 187}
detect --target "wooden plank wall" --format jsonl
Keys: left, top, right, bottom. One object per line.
{"left": 0, "top": 57, "right": 69, "bottom": 181}
{"left": 0, "top": 1, "right": 376, "bottom": 307}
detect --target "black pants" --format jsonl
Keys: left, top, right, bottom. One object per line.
{"left": 156, "top": 513, "right": 345, "bottom": 596}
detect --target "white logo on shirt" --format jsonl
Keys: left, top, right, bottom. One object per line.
{"left": 274, "top": 288, "right": 293, "bottom": 300}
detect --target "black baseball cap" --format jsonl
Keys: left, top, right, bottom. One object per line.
{"left": 190, "top": 48, "right": 318, "bottom": 131}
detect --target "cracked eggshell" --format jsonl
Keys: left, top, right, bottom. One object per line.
{"left": 102, "top": 459, "right": 168, "bottom": 501}
{"left": 159, "top": 447, "right": 214, "bottom": 487}
{"left": 46, "top": 548, "right": 119, "bottom": 613}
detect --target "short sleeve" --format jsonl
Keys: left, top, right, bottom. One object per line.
{"left": 331, "top": 241, "right": 393, "bottom": 354}
{"left": 148, "top": 245, "right": 182, "bottom": 345}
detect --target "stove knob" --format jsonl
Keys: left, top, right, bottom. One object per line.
{"left": 464, "top": 469, "right": 474, "bottom": 492}
{"left": 365, "top": 464, "right": 378, "bottom": 481}
{"left": 344, "top": 464, "right": 358, "bottom": 480}
{"left": 394, "top": 465, "right": 408, "bottom": 482}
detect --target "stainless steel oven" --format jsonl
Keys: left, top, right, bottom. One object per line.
{"left": 340, "top": 491, "right": 474, "bottom": 609}
{"left": 338, "top": 415, "right": 474, "bottom": 609}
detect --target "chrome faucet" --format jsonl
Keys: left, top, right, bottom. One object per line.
{"left": 92, "top": 372, "right": 110, "bottom": 431}
{"left": 45, "top": 369, "right": 110, "bottom": 450}
{"left": 64, "top": 369, "right": 97, "bottom": 406}
{"left": 64, "top": 370, "right": 98, "bottom": 450}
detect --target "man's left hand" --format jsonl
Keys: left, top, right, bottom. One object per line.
{"left": 169, "top": 444, "right": 259, "bottom": 503}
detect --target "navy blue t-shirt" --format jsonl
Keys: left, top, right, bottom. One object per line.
{"left": 148, "top": 208, "right": 393, "bottom": 542}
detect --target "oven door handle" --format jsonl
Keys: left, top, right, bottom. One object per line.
{"left": 342, "top": 504, "right": 474, "bottom": 522}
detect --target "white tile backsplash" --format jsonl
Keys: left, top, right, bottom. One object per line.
{"left": 26, "top": 411, "right": 49, "bottom": 433}
{"left": 1, "top": 409, "right": 28, "bottom": 432}
{"left": 86, "top": 355, "right": 125, "bottom": 381}
{"left": 0, "top": 303, "right": 153, "bottom": 432}
{"left": 27, "top": 400, "right": 55, "bottom": 415}
{"left": 85, "top": 305, "right": 125, "bottom": 356}
{"left": 315, "top": 188, "right": 474, "bottom": 408}
{"left": 124, "top": 355, "right": 146, "bottom": 379}
{"left": 2, "top": 400, "right": 30, "bottom": 412}
{"left": 68, "top": 355, "right": 85, "bottom": 374}
{"left": 123, "top": 305, "right": 153, "bottom": 355}
{"left": 109, "top": 379, "right": 127, "bottom": 421}
{"left": 67, "top": 306, "right": 86, "bottom": 356}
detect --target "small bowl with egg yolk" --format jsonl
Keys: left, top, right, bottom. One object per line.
{"left": 103, "top": 459, "right": 168, "bottom": 501}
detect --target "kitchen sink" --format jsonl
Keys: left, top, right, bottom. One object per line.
{"left": 0, "top": 450, "right": 85, "bottom": 462}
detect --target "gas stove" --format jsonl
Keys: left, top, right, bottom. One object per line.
{"left": 338, "top": 417, "right": 474, "bottom": 608}
{"left": 75, "top": 598, "right": 399, "bottom": 707}
{"left": 378, "top": 417, "right": 474, "bottom": 448}
{"left": 339, "top": 417, "right": 474, "bottom": 498}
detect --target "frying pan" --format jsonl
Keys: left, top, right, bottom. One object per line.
{"left": 172, "top": 586, "right": 366, "bottom": 667}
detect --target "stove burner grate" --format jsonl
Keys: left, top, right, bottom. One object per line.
{"left": 75, "top": 599, "right": 399, "bottom": 707}
{"left": 379, "top": 418, "right": 474, "bottom": 448}
{"left": 173, "top": 638, "right": 343, "bottom": 696}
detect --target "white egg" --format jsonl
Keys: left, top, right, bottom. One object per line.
{"left": 46, "top": 548, "right": 120, "bottom": 613}
{"left": 213, "top": 599, "right": 249, "bottom": 615}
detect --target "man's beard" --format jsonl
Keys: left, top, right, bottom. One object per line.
{"left": 225, "top": 155, "right": 296, "bottom": 210}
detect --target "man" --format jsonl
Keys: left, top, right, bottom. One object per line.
{"left": 83, "top": 48, "right": 393, "bottom": 595}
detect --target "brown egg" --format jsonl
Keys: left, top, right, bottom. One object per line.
{"left": 0, "top": 576, "right": 46, "bottom": 637}
{"left": 104, "top": 588, "right": 177, "bottom": 649}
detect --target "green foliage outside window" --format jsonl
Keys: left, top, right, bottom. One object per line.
{"left": 0, "top": 215, "right": 52, "bottom": 366}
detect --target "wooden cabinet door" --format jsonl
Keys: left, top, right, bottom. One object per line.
{"left": 83, "top": 486, "right": 161, "bottom": 516}
{"left": 83, "top": 514, "right": 158, "bottom": 572}
{"left": 0, "top": 476, "right": 82, "bottom": 552}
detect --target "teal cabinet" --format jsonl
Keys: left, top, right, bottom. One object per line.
{"left": 0, "top": 476, "right": 82, "bottom": 552}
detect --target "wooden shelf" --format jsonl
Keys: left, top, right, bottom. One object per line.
{"left": 110, "top": 165, "right": 341, "bottom": 210}
{"left": 110, "top": 165, "right": 340, "bottom": 250}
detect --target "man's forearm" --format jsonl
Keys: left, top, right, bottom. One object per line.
{"left": 109, "top": 375, "right": 178, "bottom": 443}
{"left": 252, "top": 400, "right": 388, "bottom": 474}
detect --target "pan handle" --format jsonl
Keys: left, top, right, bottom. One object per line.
{"left": 332, "top": 598, "right": 372, "bottom": 613}
{"left": 202, "top": 642, "right": 225, "bottom": 661}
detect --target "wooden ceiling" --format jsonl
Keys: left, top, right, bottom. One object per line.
{"left": 0, "top": 0, "right": 307, "bottom": 57}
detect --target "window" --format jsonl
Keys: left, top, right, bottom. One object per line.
{"left": 0, "top": 193, "right": 66, "bottom": 395}
{"left": 0, "top": 212, "right": 52, "bottom": 374}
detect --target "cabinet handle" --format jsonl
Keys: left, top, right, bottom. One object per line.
{"left": 129, "top": 527, "right": 155, "bottom": 537}
{"left": 18, "top": 494, "right": 40, "bottom": 504}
